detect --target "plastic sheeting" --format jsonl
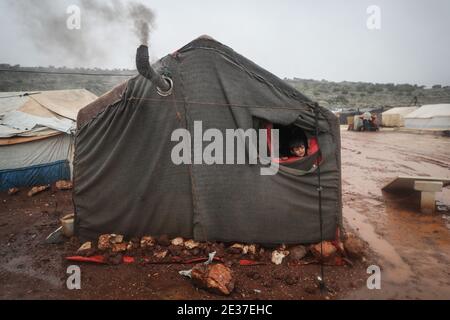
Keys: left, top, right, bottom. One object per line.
{"left": 0, "top": 160, "right": 70, "bottom": 191}
{"left": 0, "top": 89, "right": 97, "bottom": 138}
{"left": 0, "top": 134, "right": 72, "bottom": 170}
{"left": 1, "top": 110, "right": 74, "bottom": 136}
{"left": 74, "top": 37, "right": 342, "bottom": 244}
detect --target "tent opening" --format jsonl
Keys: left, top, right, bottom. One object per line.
{"left": 262, "top": 121, "right": 319, "bottom": 164}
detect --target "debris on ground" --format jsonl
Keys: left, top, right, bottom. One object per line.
{"left": 112, "top": 242, "right": 127, "bottom": 253}
{"left": 98, "top": 235, "right": 112, "bottom": 250}
{"left": 171, "top": 237, "right": 184, "bottom": 246}
{"left": 140, "top": 236, "right": 155, "bottom": 248}
{"left": 310, "top": 241, "right": 337, "bottom": 260}
{"left": 271, "top": 249, "right": 290, "bottom": 265}
{"left": 239, "top": 259, "right": 265, "bottom": 266}
{"left": 98, "top": 234, "right": 124, "bottom": 250}
{"left": 157, "top": 234, "right": 171, "bottom": 246}
{"left": 110, "top": 234, "right": 123, "bottom": 244}
{"left": 436, "top": 201, "right": 449, "bottom": 214}
{"left": 58, "top": 227, "right": 369, "bottom": 296}
{"left": 45, "top": 226, "right": 65, "bottom": 244}
{"left": 60, "top": 214, "right": 74, "bottom": 237}
{"left": 77, "top": 241, "right": 92, "bottom": 252}
{"left": 343, "top": 233, "right": 366, "bottom": 259}
{"left": 27, "top": 185, "right": 50, "bottom": 197}
{"left": 227, "top": 243, "right": 246, "bottom": 254}
{"left": 7, "top": 188, "right": 19, "bottom": 196}
{"left": 154, "top": 250, "right": 168, "bottom": 259}
{"left": 184, "top": 239, "right": 200, "bottom": 249}
{"left": 77, "top": 242, "right": 96, "bottom": 256}
{"left": 288, "top": 245, "right": 308, "bottom": 261}
{"left": 55, "top": 180, "right": 73, "bottom": 190}
{"left": 191, "top": 263, "right": 235, "bottom": 295}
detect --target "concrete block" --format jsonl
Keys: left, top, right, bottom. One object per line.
{"left": 414, "top": 181, "right": 443, "bottom": 192}
{"left": 420, "top": 191, "right": 436, "bottom": 214}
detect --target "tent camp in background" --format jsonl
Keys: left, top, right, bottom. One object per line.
{"left": 404, "top": 104, "right": 450, "bottom": 130}
{"left": 0, "top": 89, "right": 98, "bottom": 191}
{"left": 381, "top": 106, "right": 419, "bottom": 127}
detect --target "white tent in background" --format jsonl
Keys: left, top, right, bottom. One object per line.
{"left": 404, "top": 104, "right": 450, "bottom": 130}
{"left": 0, "top": 89, "right": 97, "bottom": 191}
{"left": 381, "top": 106, "right": 419, "bottom": 127}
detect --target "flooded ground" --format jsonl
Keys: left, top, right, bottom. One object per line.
{"left": 341, "top": 128, "right": 450, "bottom": 299}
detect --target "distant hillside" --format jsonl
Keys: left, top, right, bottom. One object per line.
{"left": 1, "top": 65, "right": 450, "bottom": 108}
{"left": 0, "top": 65, "right": 135, "bottom": 96}
{"left": 285, "top": 78, "right": 450, "bottom": 109}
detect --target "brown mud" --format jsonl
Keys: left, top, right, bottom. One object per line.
{"left": 341, "top": 128, "right": 450, "bottom": 299}
{"left": 1, "top": 128, "right": 449, "bottom": 299}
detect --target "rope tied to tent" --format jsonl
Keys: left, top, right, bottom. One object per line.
{"left": 0, "top": 92, "right": 41, "bottom": 99}
{"left": 127, "top": 96, "right": 316, "bottom": 111}
{"left": 313, "top": 103, "right": 327, "bottom": 294}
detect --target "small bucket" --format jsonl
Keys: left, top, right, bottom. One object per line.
{"left": 60, "top": 214, "right": 75, "bottom": 237}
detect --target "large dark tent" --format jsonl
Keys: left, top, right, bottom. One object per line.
{"left": 74, "top": 36, "right": 342, "bottom": 244}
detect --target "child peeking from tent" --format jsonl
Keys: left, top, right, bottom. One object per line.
{"left": 289, "top": 138, "right": 307, "bottom": 158}
{"left": 281, "top": 138, "right": 308, "bottom": 160}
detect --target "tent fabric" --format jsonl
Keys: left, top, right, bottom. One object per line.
{"left": 0, "top": 89, "right": 97, "bottom": 138}
{"left": 0, "top": 90, "right": 94, "bottom": 189}
{"left": 77, "top": 82, "right": 128, "bottom": 129}
{"left": 30, "top": 89, "right": 98, "bottom": 120}
{"left": 382, "top": 107, "right": 418, "bottom": 127}
{"left": 0, "top": 134, "right": 73, "bottom": 190}
{"left": 0, "top": 134, "right": 72, "bottom": 170}
{"left": 0, "top": 160, "right": 70, "bottom": 191}
{"left": 404, "top": 104, "right": 450, "bottom": 129}
{"left": 74, "top": 37, "right": 342, "bottom": 244}
{"left": 0, "top": 132, "right": 61, "bottom": 146}
{"left": 1, "top": 110, "right": 74, "bottom": 135}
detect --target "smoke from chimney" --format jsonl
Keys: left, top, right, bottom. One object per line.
{"left": 7, "top": 0, "right": 156, "bottom": 67}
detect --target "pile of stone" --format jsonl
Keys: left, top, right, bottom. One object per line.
{"left": 74, "top": 232, "right": 367, "bottom": 295}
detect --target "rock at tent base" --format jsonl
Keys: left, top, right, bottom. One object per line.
{"left": 28, "top": 185, "right": 50, "bottom": 197}
{"left": 191, "top": 263, "right": 235, "bottom": 296}
{"left": 55, "top": 180, "right": 73, "bottom": 190}
{"left": 8, "top": 188, "right": 19, "bottom": 196}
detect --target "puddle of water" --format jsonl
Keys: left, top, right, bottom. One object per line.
{"left": 344, "top": 206, "right": 413, "bottom": 284}
{"left": 344, "top": 191, "right": 450, "bottom": 299}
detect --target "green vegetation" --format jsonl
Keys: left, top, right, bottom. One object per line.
{"left": 0, "top": 65, "right": 449, "bottom": 109}
{"left": 286, "top": 78, "right": 450, "bottom": 109}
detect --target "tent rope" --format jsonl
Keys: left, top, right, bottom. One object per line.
{"left": 313, "top": 104, "right": 326, "bottom": 294}
{"left": 0, "top": 92, "right": 41, "bottom": 99}
{"left": 127, "top": 96, "right": 317, "bottom": 112}
{"left": 0, "top": 69, "right": 135, "bottom": 77}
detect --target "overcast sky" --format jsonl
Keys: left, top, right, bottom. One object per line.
{"left": 0, "top": 0, "right": 449, "bottom": 86}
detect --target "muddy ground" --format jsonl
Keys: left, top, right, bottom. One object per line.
{"left": 1, "top": 129, "right": 449, "bottom": 300}
{"left": 341, "top": 128, "right": 450, "bottom": 299}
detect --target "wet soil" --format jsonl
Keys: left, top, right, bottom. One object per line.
{"left": 1, "top": 129, "right": 448, "bottom": 300}
{"left": 0, "top": 188, "right": 369, "bottom": 300}
{"left": 341, "top": 128, "right": 450, "bottom": 299}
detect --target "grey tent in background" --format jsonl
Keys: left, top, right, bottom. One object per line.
{"left": 404, "top": 104, "right": 450, "bottom": 130}
{"left": 73, "top": 36, "right": 342, "bottom": 244}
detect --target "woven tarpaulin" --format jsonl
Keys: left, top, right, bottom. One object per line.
{"left": 74, "top": 37, "right": 342, "bottom": 244}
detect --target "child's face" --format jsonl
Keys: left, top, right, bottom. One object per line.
{"left": 291, "top": 145, "right": 306, "bottom": 157}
